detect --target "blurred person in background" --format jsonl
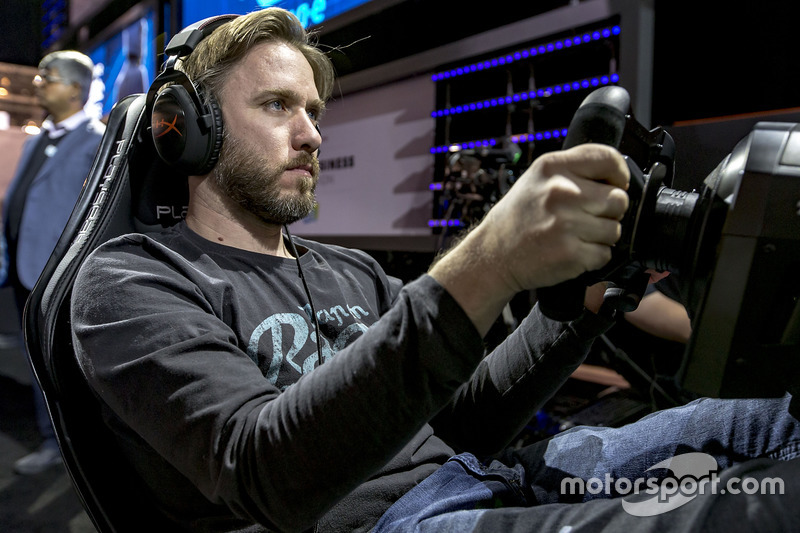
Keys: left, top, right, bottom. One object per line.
{"left": 1, "top": 50, "right": 105, "bottom": 475}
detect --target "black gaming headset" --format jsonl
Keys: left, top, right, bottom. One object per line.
{"left": 146, "top": 14, "right": 238, "bottom": 175}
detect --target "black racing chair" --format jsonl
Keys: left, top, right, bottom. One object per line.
{"left": 22, "top": 93, "right": 189, "bottom": 531}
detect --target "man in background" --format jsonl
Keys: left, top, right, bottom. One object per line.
{"left": 1, "top": 50, "right": 105, "bottom": 475}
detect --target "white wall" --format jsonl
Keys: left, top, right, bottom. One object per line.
{"left": 295, "top": 75, "right": 436, "bottom": 247}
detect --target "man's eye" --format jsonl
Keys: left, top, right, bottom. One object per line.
{"left": 267, "top": 100, "right": 283, "bottom": 111}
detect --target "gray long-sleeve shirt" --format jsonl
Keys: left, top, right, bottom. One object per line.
{"left": 71, "top": 221, "right": 614, "bottom": 532}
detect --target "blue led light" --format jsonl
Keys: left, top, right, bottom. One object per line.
{"left": 430, "top": 127, "right": 567, "bottom": 154}
{"left": 427, "top": 219, "right": 460, "bottom": 228}
{"left": 431, "top": 72, "right": 619, "bottom": 118}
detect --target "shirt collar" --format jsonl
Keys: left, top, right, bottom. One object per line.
{"left": 42, "top": 109, "right": 89, "bottom": 139}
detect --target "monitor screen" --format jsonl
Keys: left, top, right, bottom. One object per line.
{"left": 182, "top": 0, "right": 375, "bottom": 29}
{"left": 86, "top": 9, "right": 157, "bottom": 118}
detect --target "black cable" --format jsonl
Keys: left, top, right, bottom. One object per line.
{"left": 283, "top": 224, "right": 324, "bottom": 368}
{"left": 598, "top": 333, "right": 681, "bottom": 408}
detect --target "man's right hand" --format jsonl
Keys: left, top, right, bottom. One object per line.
{"left": 429, "top": 143, "right": 630, "bottom": 336}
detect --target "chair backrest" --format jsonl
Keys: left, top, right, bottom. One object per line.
{"left": 22, "top": 93, "right": 189, "bottom": 531}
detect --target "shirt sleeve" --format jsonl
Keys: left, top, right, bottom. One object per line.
{"left": 431, "top": 303, "right": 617, "bottom": 456}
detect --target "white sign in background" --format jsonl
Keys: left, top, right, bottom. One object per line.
{"left": 295, "top": 75, "right": 435, "bottom": 239}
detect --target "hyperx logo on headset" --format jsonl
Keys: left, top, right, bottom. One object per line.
{"left": 153, "top": 115, "right": 183, "bottom": 138}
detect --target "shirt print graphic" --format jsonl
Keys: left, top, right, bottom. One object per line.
{"left": 248, "top": 302, "right": 371, "bottom": 390}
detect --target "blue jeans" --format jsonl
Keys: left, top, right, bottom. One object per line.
{"left": 374, "top": 395, "right": 800, "bottom": 532}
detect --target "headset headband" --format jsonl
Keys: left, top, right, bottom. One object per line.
{"left": 164, "top": 14, "right": 239, "bottom": 59}
{"left": 145, "top": 14, "right": 239, "bottom": 111}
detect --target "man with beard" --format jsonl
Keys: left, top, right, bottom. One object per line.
{"left": 70, "top": 7, "right": 800, "bottom": 533}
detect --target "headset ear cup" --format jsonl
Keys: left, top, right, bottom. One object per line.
{"left": 151, "top": 84, "right": 223, "bottom": 175}
{"left": 151, "top": 85, "right": 190, "bottom": 169}
{"left": 147, "top": 14, "right": 237, "bottom": 174}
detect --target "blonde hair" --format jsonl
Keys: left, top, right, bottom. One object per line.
{"left": 179, "top": 8, "right": 334, "bottom": 103}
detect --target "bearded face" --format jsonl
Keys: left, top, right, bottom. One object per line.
{"left": 213, "top": 132, "right": 320, "bottom": 225}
